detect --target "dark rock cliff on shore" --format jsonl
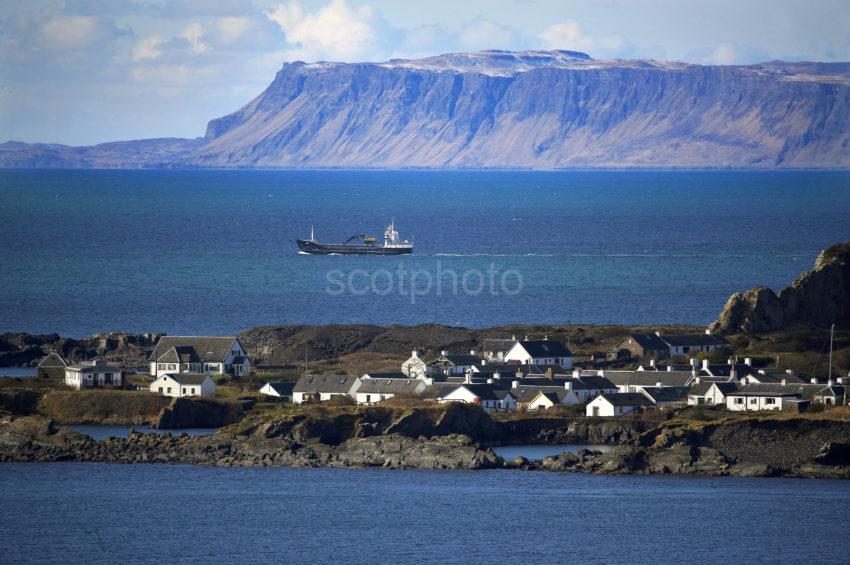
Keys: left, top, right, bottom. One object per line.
{"left": 711, "top": 242, "right": 850, "bottom": 334}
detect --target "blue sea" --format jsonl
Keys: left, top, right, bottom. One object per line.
{"left": 1, "top": 463, "right": 849, "bottom": 564}
{"left": 1, "top": 169, "right": 848, "bottom": 336}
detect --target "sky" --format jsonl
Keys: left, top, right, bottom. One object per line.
{"left": 2, "top": 0, "right": 849, "bottom": 145}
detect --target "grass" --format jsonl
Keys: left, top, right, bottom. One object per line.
{"left": 36, "top": 390, "right": 172, "bottom": 425}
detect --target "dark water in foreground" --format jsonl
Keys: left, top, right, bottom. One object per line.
{"left": 1, "top": 463, "right": 849, "bottom": 564}
{"left": 1, "top": 169, "right": 848, "bottom": 336}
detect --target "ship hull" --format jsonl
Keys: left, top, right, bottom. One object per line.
{"left": 297, "top": 240, "right": 413, "bottom": 255}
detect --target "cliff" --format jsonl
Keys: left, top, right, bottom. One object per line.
{"left": 711, "top": 242, "right": 850, "bottom": 333}
{"left": 2, "top": 50, "right": 849, "bottom": 169}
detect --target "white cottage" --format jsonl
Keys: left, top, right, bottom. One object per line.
{"left": 259, "top": 381, "right": 295, "bottom": 400}
{"left": 437, "top": 384, "right": 516, "bottom": 412}
{"left": 504, "top": 339, "right": 573, "bottom": 369}
{"left": 64, "top": 360, "right": 124, "bottom": 390}
{"left": 292, "top": 375, "right": 361, "bottom": 404}
{"left": 401, "top": 350, "right": 429, "bottom": 379}
{"left": 148, "top": 336, "right": 251, "bottom": 378}
{"left": 355, "top": 378, "right": 427, "bottom": 405}
{"left": 586, "top": 393, "right": 655, "bottom": 417}
{"left": 150, "top": 373, "right": 216, "bottom": 398}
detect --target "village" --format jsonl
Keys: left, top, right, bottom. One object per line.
{"left": 33, "top": 328, "right": 849, "bottom": 418}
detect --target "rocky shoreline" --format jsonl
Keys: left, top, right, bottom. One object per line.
{"left": 2, "top": 413, "right": 848, "bottom": 479}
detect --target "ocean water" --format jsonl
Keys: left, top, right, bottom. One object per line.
{"left": 1, "top": 463, "right": 849, "bottom": 563}
{"left": 0, "top": 169, "right": 848, "bottom": 336}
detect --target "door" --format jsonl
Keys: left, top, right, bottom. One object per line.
{"left": 592, "top": 406, "right": 600, "bottom": 417}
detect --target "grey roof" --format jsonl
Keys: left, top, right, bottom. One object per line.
{"left": 431, "top": 354, "right": 481, "bottom": 366}
{"left": 708, "top": 382, "right": 741, "bottom": 394}
{"left": 625, "top": 333, "right": 669, "bottom": 351}
{"left": 149, "top": 336, "right": 239, "bottom": 363}
{"left": 688, "top": 382, "right": 714, "bottom": 396}
{"left": 38, "top": 352, "right": 67, "bottom": 368}
{"left": 700, "top": 364, "right": 752, "bottom": 377}
{"left": 482, "top": 338, "right": 517, "bottom": 352}
{"left": 263, "top": 382, "right": 295, "bottom": 396}
{"left": 362, "top": 371, "right": 408, "bottom": 379}
{"left": 157, "top": 346, "right": 200, "bottom": 364}
{"left": 514, "top": 340, "right": 572, "bottom": 358}
{"left": 161, "top": 373, "right": 209, "bottom": 385}
{"left": 640, "top": 387, "right": 689, "bottom": 403}
{"left": 748, "top": 372, "right": 809, "bottom": 385}
{"left": 660, "top": 334, "right": 730, "bottom": 347}
{"left": 294, "top": 374, "right": 359, "bottom": 394}
{"left": 575, "top": 376, "right": 618, "bottom": 390}
{"left": 512, "top": 385, "right": 568, "bottom": 403}
{"left": 597, "top": 393, "right": 655, "bottom": 407}
{"left": 814, "top": 385, "right": 846, "bottom": 397}
{"left": 66, "top": 360, "right": 122, "bottom": 373}
{"left": 357, "top": 378, "right": 423, "bottom": 394}
{"left": 439, "top": 383, "right": 509, "bottom": 401}
{"left": 603, "top": 370, "right": 693, "bottom": 388}
{"left": 532, "top": 391, "right": 567, "bottom": 405}
{"left": 732, "top": 383, "right": 823, "bottom": 399}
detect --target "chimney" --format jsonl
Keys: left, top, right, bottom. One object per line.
{"left": 493, "top": 371, "right": 501, "bottom": 379}
{"left": 811, "top": 377, "right": 819, "bottom": 384}
{"left": 655, "top": 382, "right": 663, "bottom": 388}
{"left": 786, "top": 369, "right": 794, "bottom": 375}
{"left": 744, "top": 357, "right": 752, "bottom": 367}
{"left": 691, "top": 358, "right": 699, "bottom": 369}
{"left": 837, "top": 377, "right": 844, "bottom": 385}
{"left": 440, "top": 350, "right": 448, "bottom": 356}
{"left": 546, "top": 367, "right": 554, "bottom": 379}
{"left": 512, "top": 380, "right": 519, "bottom": 388}
{"left": 470, "top": 349, "right": 476, "bottom": 355}
{"left": 411, "top": 350, "right": 418, "bottom": 358}
{"left": 827, "top": 379, "right": 834, "bottom": 386}
{"left": 573, "top": 369, "right": 580, "bottom": 377}
{"left": 511, "top": 334, "right": 516, "bottom": 340}
{"left": 667, "top": 366, "right": 673, "bottom": 372}
{"left": 544, "top": 334, "right": 548, "bottom": 340}
{"left": 730, "top": 366, "right": 737, "bottom": 380}
{"left": 524, "top": 335, "right": 529, "bottom": 341}
{"left": 564, "top": 380, "right": 573, "bottom": 390}
{"left": 702, "top": 359, "right": 709, "bottom": 371}
{"left": 654, "top": 331, "right": 661, "bottom": 337}
{"left": 487, "top": 378, "right": 494, "bottom": 384}
{"left": 705, "top": 329, "right": 712, "bottom": 335}
{"left": 781, "top": 378, "right": 787, "bottom": 386}
{"left": 649, "top": 359, "right": 655, "bottom": 367}
{"left": 481, "top": 359, "right": 487, "bottom": 366}
{"left": 694, "top": 376, "right": 701, "bottom": 384}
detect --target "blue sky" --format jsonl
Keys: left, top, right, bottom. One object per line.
{"left": 2, "top": 0, "right": 849, "bottom": 145}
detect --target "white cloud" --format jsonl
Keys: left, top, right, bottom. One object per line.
{"left": 538, "top": 21, "right": 623, "bottom": 56}
{"left": 40, "top": 16, "right": 101, "bottom": 50}
{"left": 265, "top": 0, "right": 377, "bottom": 61}
{"left": 215, "top": 17, "right": 252, "bottom": 44}
{"left": 132, "top": 36, "right": 167, "bottom": 61}
{"left": 710, "top": 42, "right": 739, "bottom": 65}
{"left": 458, "top": 19, "right": 515, "bottom": 50}
{"left": 181, "top": 23, "right": 209, "bottom": 55}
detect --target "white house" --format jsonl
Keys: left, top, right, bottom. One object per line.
{"left": 437, "top": 384, "right": 516, "bottom": 412}
{"left": 586, "top": 393, "right": 655, "bottom": 417}
{"left": 482, "top": 337, "right": 518, "bottom": 361}
{"left": 259, "top": 381, "right": 295, "bottom": 400}
{"left": 354, "top": 378, "right": 427, "bottom": 405}
{"left": 639, "top": 387, "right": 689, "bottom": 409}
{"left": 401, "top": 350, "right": 429, "bottom": 379}
{"left": 150, "top": 373, "right": 215, "bottom": 398}
{"left": 428, "top": 351, "right": 481, "bottom": 375}
{"left": 148, "top": 336, "right": 251, "bottom": 378}
{"left": 504, "top": 339, "right": 573, "bottom": 369}
{"left": 725, "top": 391, "right": 800, "bottom": 412}
{"left": 658, "top": 331, "right": 730, "bottom": 358}
{"left": 688, "top": 382, "right": 740, "bottom": 406}
{"left": 64, "top": 360, "right": 124, "bottom": 390}
{"left": 292, "top": 375, "right": 361, "bottom": 404}
{"left": 527, "top": 390, "right": 577, "bottom": 410}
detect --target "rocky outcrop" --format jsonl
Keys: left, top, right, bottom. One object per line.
{"left": 711, "top": 242, "right": 850, "bottom": 333}
{"left": 0, "top": 331, "right": 161, "bottom": 367}
{"left": 154, "top": 397, "right": 242, "bottom": 429}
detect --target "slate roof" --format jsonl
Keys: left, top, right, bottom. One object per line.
{"left": 66, "top": 360, "right": 121, "bottom": 373}
{"left": 38, "top": 352, "right": 67, "bottom": 368}
{"left": 814, "top": 385, "right": 846, "bottom": 398}
{"left": 157, "top": 346, "right": 200, "bottom": 364}
{"left": 294, "top": 374, "right": 359, "bottom": 394}
{"left": 748, "top": 372, "right": 809, "bottom": 385}
{"left": 362, "top": 371, "right": 408, "bottom": 380}
{"left": 440, "top": 383, "right": 508, "bottom": 401}
{"left": 263, "top": 382, "right": 295, "bottom": 396}
{"left": 660, "top": 334, "right": 730, "bottom": 347}
{"left": 162, "top": 373, "right": 209, "bottom": 385}
{"left": 597, "top": 393, "right": 655, "bottom": 407}
{"left": 603, "top": 370, "right": 694, "bottom": 388}
{"left": 640, "top": 387, "right": 689, "bottom": 403}
{"left": 512, "top": 385, "right": 568, "bottom": 403}
{"left": 482, "top": 338, "right": 517, "bottom": 352}
{"left": 514, "top": 340, "right": 572, "bottom": 358}
{"left": 708, "top": 382, "right": 741, "bottom": 395}
{"left": 532, "top": 391, "right": 566, "bottom": 405}
{"left": 626, "top": 333, "right": 669, "bottom": 351}
{"left": 700, "top": 364, "right": 752, "bottom": 378}
{"left": 357, "top": 379, "right": 423, "bottom": 394}
{"left": 433, "top": 354, "right": 481, "bottom": 366}
{"left": 149, "top": 336, "right": 239, "bottom": 363}
{"left": 732, "top": 383, "right": 823, "bottom": 399}
{"left": 575, "top": 376, "right": 618, "bottom": 390}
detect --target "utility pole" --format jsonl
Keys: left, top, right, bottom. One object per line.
{"left": 828, "top": 323, "right": 834, "bottom": 381}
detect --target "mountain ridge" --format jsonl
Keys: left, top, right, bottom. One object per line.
{"left": 2, "top": 50, "right": 849, "bottom": 169}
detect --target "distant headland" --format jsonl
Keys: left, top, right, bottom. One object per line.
{"left": 2, "top": 50, "right": 849, "bottom": 170}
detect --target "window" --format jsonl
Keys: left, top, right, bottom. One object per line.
{"left": 182, "top": 387, "right": 186, "bottom": 394}
{"left": 167, "top": 387, "right": 172, "bottom": 394}
{"left": 158, "top": 387, "right": 163, "bottom": 393}
{"left": 158, "top": 363, "right": 165, "bottom": 370}
{"left": 191, "top": 388, "right": 196, "bottom": 395}
{"left": 749, "top": 398, "right": 757, "bottom": 404}
{"left": 734, "top": 398, "right": 744, "bottom": 404}
{"left": 168, "top": 364, "right": 176, "bottom": 370}
{"left": 765, "top": 398, "right": 775, "bottom": 405}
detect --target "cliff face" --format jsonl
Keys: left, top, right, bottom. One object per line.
{"left": 2, "top": 50, "right": 849, "bottom": 169}
{"left": 193, "top": 51, "right": 850, "bottom": 169}
{"left": 711, "top": 242, "right": 850, "bottom": 333}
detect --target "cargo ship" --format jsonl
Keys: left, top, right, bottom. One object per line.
{"left": 297, "top": 220, "right": 413, "bottom": 255}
